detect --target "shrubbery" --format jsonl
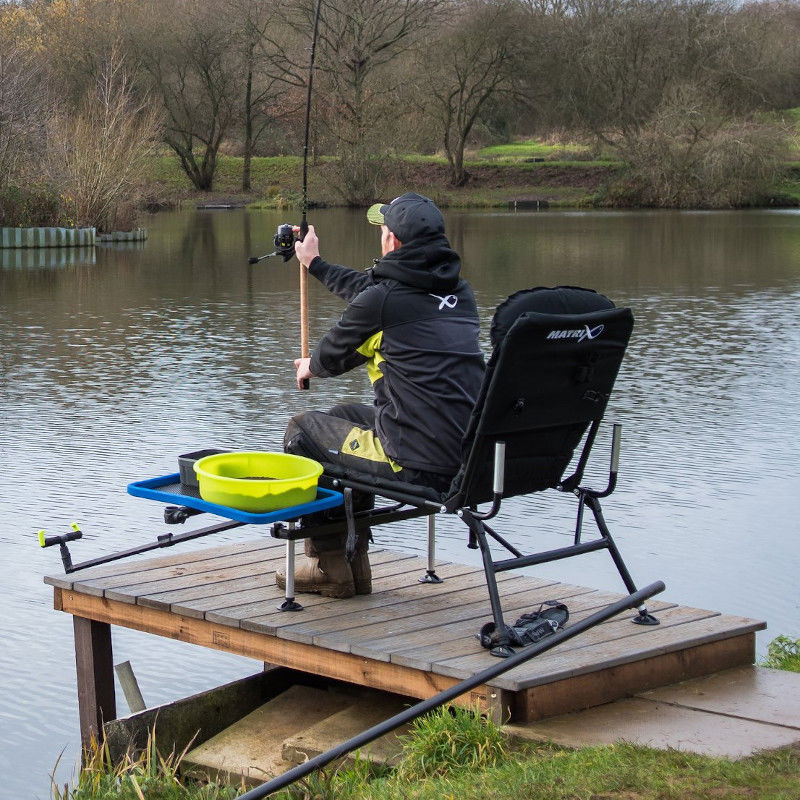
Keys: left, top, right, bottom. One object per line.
{"left": 596, "top": 87, "right": 789, "bottom": 208}
{"left": 0, "top": 185, "right": 72, "bottom": 228}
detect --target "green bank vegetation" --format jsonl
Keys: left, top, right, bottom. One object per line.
{"left": 54, "top": 636, "right": 800, "bottom": 800}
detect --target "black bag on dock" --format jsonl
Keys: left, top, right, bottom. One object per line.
{"left": 479, "top": 600, "right": 569, "bottom": 649}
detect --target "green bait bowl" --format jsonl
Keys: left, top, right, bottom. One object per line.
{"left": 193, "top": 451, "right": 323, "bottom": 513}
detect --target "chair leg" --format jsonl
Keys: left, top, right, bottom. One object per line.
{"left": 419, "top": 515, "right": 444, "bottom": 584}
{"left": 461, "top": 509, "right": 515, "bottom": 657}
{"left": 584, "top": 495, "right": 659, "bottom": 626}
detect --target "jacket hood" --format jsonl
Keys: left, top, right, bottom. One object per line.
{"left": 372, "top": 233, "right": 461, "bottom": 292}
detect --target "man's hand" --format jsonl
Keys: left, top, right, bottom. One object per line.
{"left": 294, "top": 224, "right": 320, "bottom": 267}
{"left": 294, "top": 357, "right": 315, "bottom": 390}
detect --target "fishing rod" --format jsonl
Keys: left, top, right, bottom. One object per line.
{"left": 247, "top": 0, "right": 323, "bottom": 391}
{"left": 247, "top": 0, "right": 323, "bottom": 256}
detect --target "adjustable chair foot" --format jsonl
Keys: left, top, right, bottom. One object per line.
{"left": 278, "top": 598, "right": 303, "bottom": 612}
{"left": 632, "top": 606, "right": 659, "bottom": 626}
{"left": 419, "top": 570, "right": 444, "bottom": 584}
{"left": 490, "top": 643, "right": 516, "bottom": 658}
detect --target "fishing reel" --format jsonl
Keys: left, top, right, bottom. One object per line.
{"left": 248, "top": 222, "right": 306, "bottom": 264}
{"left": 273, "top": 223, "right": 298, "bottom": 262}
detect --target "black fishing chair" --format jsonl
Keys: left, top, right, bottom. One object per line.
{"left": 272, "top": 286, "right": 659, "bottom": 656}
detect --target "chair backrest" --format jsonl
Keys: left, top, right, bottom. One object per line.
{"left": 447, "top": 287, "right": 633, "bottom": 507}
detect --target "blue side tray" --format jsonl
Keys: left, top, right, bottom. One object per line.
{"left": 127, "top": 473, "right": 343, "bottom": 524}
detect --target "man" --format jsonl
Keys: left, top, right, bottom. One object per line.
{"left": 278, "top": 192, "right": 485, "bottom": 599}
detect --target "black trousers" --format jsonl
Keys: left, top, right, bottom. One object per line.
{"left": 284, "top": 403, "right": 452, "bottom": 495}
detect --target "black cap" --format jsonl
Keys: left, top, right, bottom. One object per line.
{"left": 366, "top": 192, "right": 445, "bottom": 242}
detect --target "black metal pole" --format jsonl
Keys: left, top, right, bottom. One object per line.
{"left": 63, "top": 520, "right": 244, "bottom": 573}
{"left": 236, "top": 580, "right": 665, "bottom": 799}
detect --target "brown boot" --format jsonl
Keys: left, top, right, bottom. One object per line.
{"left": 350, "top": 535, "right": 372, "bottom": 595}
{"left": 275, "top": 538, "right": 355, "bottom": 599}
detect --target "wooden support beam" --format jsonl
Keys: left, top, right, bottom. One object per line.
{"left": 58, "top": 591, "right": 503, "bottom": 719}
{"left": 73, "top": 616, "right": 116, "bottom": 749}
{"left": 518, "top": 632, "right": 756, "bottom": 722}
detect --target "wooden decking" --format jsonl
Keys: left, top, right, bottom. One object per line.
{"left": 46, "top": 536, "right": 765, "bottom": 739}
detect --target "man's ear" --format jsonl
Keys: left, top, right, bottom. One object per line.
{"left": 391, "top": 233, "right": 403, "bottom": 250}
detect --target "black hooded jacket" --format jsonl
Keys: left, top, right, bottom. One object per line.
{"left": 307, "top": 233, "right": 485, "bottom": 475}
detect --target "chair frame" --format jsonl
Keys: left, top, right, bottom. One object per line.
{"left": 272, "top": 305, "right": 660, "bottom": 656}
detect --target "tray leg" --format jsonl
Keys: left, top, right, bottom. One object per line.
{"left": 278, "top": 524, "right": 303, "bottom": 612}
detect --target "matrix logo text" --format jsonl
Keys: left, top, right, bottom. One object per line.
{"left": 546, "top": 324, "right": 604, "bottom": 343}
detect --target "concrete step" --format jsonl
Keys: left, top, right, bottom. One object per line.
{"left": 182, "top": 683, "right": 352, "bottom": 785}
{"left": 281, "top": 692, "right": 412, "bottom": 767}
{"left": 505, "top": 666, "right": 800, "bottom": 759}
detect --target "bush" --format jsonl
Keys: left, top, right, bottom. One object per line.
{"left": 323, "top": 147, "right": 398, "bottom": 207}
{"left": 600, "top": 88, "right": 789, "bottom": 208}
{"left": 0, "top": 185, "right": 72, "bottom": 227}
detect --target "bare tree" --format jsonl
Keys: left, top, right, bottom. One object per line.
{"left": 553, "top": 0, "right": 792, "bottom": 154}
{"left": 417, "top": 0, "right": 523, "bottom": 186}
{"left": 131, "top": 0, "right": 239, "bottom": 191}
{"left": 46, "top": 50, "right": 162, "bottom": 229}
{"left": 0, "top": 38, "right": 47, "bottom": 188}
{"left": 287, "top": 0, "right": 439, "bottom": 203}
{"left": 227, "top": 0, "right": 305, "bottom": 191}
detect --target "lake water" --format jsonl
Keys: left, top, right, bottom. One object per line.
{"left": 2, "top": 207, "right": 799, "bottom": 797}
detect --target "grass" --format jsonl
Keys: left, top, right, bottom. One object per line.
{"left": 395, "top": 705, "right": 507, "bottom": 780}
{"left": 141, "top": 146, "right": 619, "bottom": 210}
{"left": 477, "top": 138, "right": 593, "bottom": 161}
{"left": 350, "top": 741, "right": 800, "bottom": 800}
{"left": 55, "top": 662, "right": 800, "bottom": 800}
{"left": 52, "top": 732, "right": 241, "bottom": 800}
{"left": 761, "top": 635, "right": 800, "bottom": 672}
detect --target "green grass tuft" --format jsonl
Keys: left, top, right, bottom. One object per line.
{"left": 395, "top": 705, "right": 507, "bottom": 781}
{"left": 52, "top": 731, "right": 241, "bottom": 800}
{"left": 762, "top": 634, "right": 800, "bottom": 672}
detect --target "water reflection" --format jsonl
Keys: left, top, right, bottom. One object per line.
{"left": 0, "top": 246, "right": 96, "bottom": 269}
{"left": 1, "top": 207, "right": 799, "bottom": 797}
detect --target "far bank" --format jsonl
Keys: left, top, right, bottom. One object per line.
{"left": 143, "top": 153, "right": 800, "bottom": 214}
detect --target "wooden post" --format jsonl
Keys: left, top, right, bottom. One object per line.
{"left": 73, "top": 616, "right": 116, "bottom": 749}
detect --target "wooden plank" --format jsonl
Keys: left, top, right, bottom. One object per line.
{"left": 517, "top": 633, "right": 758, "bottom": 721}
{"left": 351, "top": 582, "right": 601, "bottom": 664}
{"left": 201, "top": 555, "right": 441, "bottom": 626}
{"left": 508, "top": 613, "right": 765, "bottom": 689}
{"left": 56, "top": 590, "right": 503, "bottom": 716}
{"left": 73, "top": 616, "right": 116, "bottom": 748}
{"left": 275, "top": 574, "right": 526, "bottom": 650}
{"left": 454, "top": 614, "right": 764, "bottom": 692}
{"left": 44, "top": 537, "right": 281, "bottom": 589}
{"left": 385, "top": 588, "right": 646, "bottom": 671}
{"left": 76, "top": 546, "right": 282, "bottom": 599}
{"left": 239, "top": 564, "right": 496, "bottom": 636}
{"left": 103, "top": 551, "right": 287, "bottom": 604}
{"left": 136, "top": 549, "right": 408, "bottom": 613}
{"left": 434, "top": 604, "right": 722, "bottom": 687}
{"left": 139, "top": 572, "right": 276, "bottom": 615}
